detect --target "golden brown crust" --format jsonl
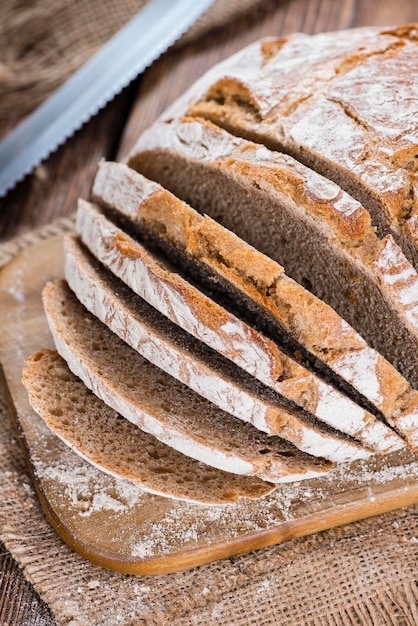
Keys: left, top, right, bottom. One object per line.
{"left": 179, "top": 27, "right": 418, "bottom": 265}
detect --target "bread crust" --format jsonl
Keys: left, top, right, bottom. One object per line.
{"left": 163, "top": 26, "right": 418, "bottom": 268}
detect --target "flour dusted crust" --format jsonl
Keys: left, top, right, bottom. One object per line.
{"left": 23, "top": 350, "right": 276, "bottom": 504}
{"left": 76, "top": 199, "right": 292, "bottom": 388}
{"left": 91, "top": 161, "right": 404, "bottom": 454}
{"left": 130, "top": 117, "right": 374, "bottom": 249}
{"left": 127, "top": 119, "right": 418, "bottom": 448}
{"left": 161, "top": 25, "right": 418, "bottom": 268}
{"left": 75, "top": 199, "right": 370, "bottom": 462}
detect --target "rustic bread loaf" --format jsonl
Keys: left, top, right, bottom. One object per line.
{"left": 75, "top": 199, "right": 383, "bottom": 461}
{"left": 91, "top": 160, "right": 417, "bottom": 450}
{"left": 42, "top": 279, "right": 336, "bottom": 480}
{"left": 22, "top": 26, "right": 418, "bottom": 515}
{"left": 23, "top": 349, "right": 275, "bottom": 504}
{"left": 159, "top": 25, "right": 418, "bottom": 269}
{"left": 64, "top": 235, "right": 393, "bottom": 455}
{"left": 128, "top": 116, "right": 418, "bottom": 409}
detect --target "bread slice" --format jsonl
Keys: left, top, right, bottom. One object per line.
{"left": 22, "top": 349, "right": 275, "bottom": 504}
{"left": 64, "top": 235, "right": 392, "bottom": 457}
{"left": 127, "top": 117, "right": 418, "bottom": 442}
{"left": 91, "top": 161, "right": 406, "bottom": 454}
{"left": 74, "top": 199, "right": 373, "bottom": 462}
{"left": 160, "top": 26, "right": 418, "bottom": 270}
{"left": 43, "top": 279, "right": 339, "bottom": 480}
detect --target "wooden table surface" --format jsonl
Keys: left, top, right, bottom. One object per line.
{"left": 1, "top": 0, "right": 418, "bottom": 623}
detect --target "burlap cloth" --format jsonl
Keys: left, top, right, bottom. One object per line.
{"left": 0, "top": 227, "right": 417, "bottom": 626}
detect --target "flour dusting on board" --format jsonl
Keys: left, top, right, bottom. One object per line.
{"left": 6, "top": 268, "right": 25, "bottom": 302}
{"left": 35, "top": 448, "right": 145, "bottom": 517}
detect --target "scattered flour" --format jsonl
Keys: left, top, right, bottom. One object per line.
{"left": 87, "top": 580, "right": 101, "bottom": 590}
{"left": 256, "top": 578, "right": 273, "bottom": 595}
{"left": 34, "top": 451, "right": 144, "bottom": 517}
{"left": 124, "top": 452, "right": 418, "bottom": 560}
{"left": 24, "top": 330, "right": 418, "bottom": 564}
{"left": 7, "top": 268, "right": 25, "bottom": 302}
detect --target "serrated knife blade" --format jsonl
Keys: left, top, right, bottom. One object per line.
{"left": 0, "top": 0, "right": 215, "bottom": 198}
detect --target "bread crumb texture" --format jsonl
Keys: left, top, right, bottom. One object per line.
{"left": 22, "top": 349, "right": 276, "bottom": 504}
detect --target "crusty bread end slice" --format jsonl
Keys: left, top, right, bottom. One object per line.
{"left": 22, "top": 349, "right": 275, "bottom": 504}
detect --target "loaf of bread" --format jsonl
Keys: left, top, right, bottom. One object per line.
{"left": 23, "top": 24, "right": 418, "bottom": 506}
{"left": 22, "top": 349, "right": 275, "bottom": 504}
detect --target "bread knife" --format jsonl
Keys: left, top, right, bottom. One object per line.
{"left": 0, "top": 0, "right": 215, "bottom": 198}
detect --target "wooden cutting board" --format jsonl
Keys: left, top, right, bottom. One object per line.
{"left": 1, "top": 234, "right": 418, "bottom": 576}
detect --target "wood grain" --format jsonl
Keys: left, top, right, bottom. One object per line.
{"left": 1, "top": 0, "right": 418, "bottom": 622}
{"left": 0, "top": 544, "right": 53, "bottom": 626}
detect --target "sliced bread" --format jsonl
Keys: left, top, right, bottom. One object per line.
{"left": 64, "top": 235, "right": 394, "bottom": 454}
{"left": 91, "top": 160, "right": 415, "bottom": 449}
{"left": 42, "top": 279, "right": 339, "bottom": 479}
{"left": 22, "top": 349, "right": 275, "bottom": 504}
{"left": 74, "top": 199, "right": 374, "bottom": 462}
{"left": 127, "top": 117, "right": 418, "bottom": 429}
